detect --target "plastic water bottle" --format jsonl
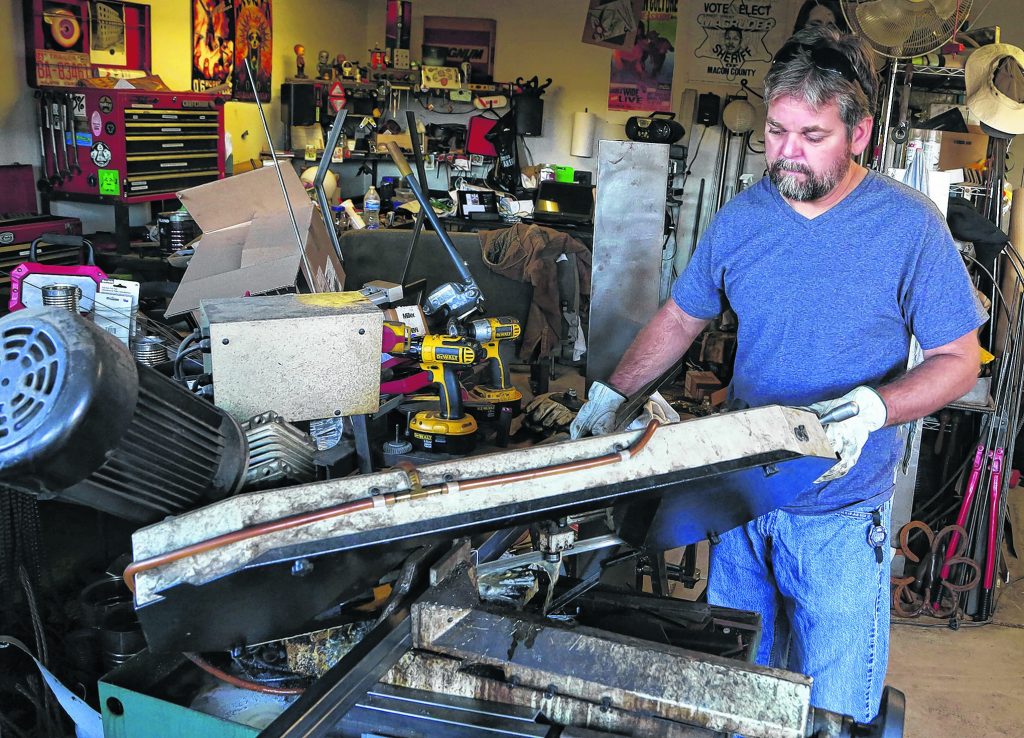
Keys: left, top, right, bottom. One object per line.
{"left": 364, "top": 185, "right": 381, "bottom": 229}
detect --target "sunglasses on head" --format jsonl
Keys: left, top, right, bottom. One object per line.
{"left": 773, "top": 41, "right": 866, "bottom": 95}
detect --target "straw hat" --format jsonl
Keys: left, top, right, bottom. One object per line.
{"left": 966, "top": 43, "right": 1024, "bottom": 136}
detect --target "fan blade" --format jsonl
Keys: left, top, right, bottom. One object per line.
{"left": 855, "top": 1, "right": 914, "bottom": 48}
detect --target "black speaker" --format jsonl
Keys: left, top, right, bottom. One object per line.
{"left": 280, "top": 82, "right": 324, "bottom": 127}
{"left": 514, "top": 95, "right": 543, "bottom": 137}
{"left": 697, "top": 93, "right": 721, "bottom": 127}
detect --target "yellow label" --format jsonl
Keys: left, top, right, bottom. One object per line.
{"left": 296, "top": 291, "right": 371, "bottom": 307}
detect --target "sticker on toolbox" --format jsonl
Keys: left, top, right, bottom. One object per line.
{"left": 91, "top": 111, "right": 102, "bottom": 136}
{"left": 91, "top": 142, "right": 112, "bottom": 167}
{"left": 71, "top": 94, "right": 86, "bottom": 119}
{"left": 75, "top": 132, "right": 92, "bottom": 147}
{"left": 97, "top": 169, "right": 120, "bottom": 196}
{"left": 104, "top": 121, "right": 116, "bottom": 135}
{"left": 0, "top": 232, "right": 14, "bottom": 245}
{"left": 98, "top": 96, "right": 113, "bottom": 114}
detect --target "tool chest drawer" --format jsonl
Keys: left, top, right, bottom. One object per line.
{"left": 40, "top": 88, "right": 226, "bottom": 203}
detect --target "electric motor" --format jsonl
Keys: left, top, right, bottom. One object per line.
{"left": 0, "top": 308, "right": 247, "bottom": 521}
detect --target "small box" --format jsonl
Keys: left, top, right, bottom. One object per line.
{"left": 200, "top": 292, "right": 383, "bottom": 422}
{"left": 911, "top": 126, "right": 989, "bottom": 171}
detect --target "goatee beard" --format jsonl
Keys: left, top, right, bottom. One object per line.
{"left": 769, "top": 153, "right": 851, "bottom": 202}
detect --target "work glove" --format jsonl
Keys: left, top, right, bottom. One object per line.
{"left": 807, "top": 385, "right": 888, "bottom": 483}
{"left": 569, "top": 381, "right": 626, "bottom": 439}
{"left": 523, "top": 392, "right": 577, "bottom": 433}
{"left": 626, "top": 391, "right": 680, "bottom": 430}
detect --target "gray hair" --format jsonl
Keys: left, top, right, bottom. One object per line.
{"left": 764, "top": 25, "right": 879, "bottom": 136}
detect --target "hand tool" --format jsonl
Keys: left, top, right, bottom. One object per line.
{"left": 41, "top": 92, "right": 63, "bottom": 185}
{"left": 816, "top": 400, "right": 859, "bottom": 425}
{"left": 51, "top": 94, "right": 71, "bottom": 180}
{"left": 455, "top": 316, "right": 523, "bottom": 417}
{"left": 34, "top": 91, "right": 53, "bottom": 189}
{"left": 62, "top": 92, "right": 81, "bottom": 175}
{"left": 405, "top": 332, "right": 481, "bottom": 454}
{"left": 385, "top": 141, "right": 484, "bottom": 322}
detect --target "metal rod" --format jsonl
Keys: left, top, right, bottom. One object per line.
{"left": 313, "top": 110, "right": 347, "bottom": 264}
{"left": 244, "top": 59, "right": 313, "bottom": 286}
{"left": 400, "top": 110, "right": 429, "bottom": 285}
{"left": 385, "top": 143, "right": 476, "bottom": 287}
{"left": 878, "top": 62, "right": 898, "bottom": 171}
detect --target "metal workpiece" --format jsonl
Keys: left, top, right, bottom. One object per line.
{"left": 130, "top": 407, "right": 831, "bottom": 606}
{"left": 588, "top": 140, "right": 671, "bottom": 387}
{"left": 381, "top": 652, "right": 715, "bottom": 738}
{"left": 411, "top": 599, "right": 812, "bottom": 738}
{"left": 242, "top": 412, "right": 318, "bottom": 489}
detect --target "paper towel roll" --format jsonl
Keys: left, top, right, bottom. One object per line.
{"left": 570, "top": 111, "right": 597, "bottom": 158}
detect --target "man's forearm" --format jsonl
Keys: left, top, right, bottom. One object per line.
{"left": 607, "top": 301, "right": 710, "bottom": 397}
{"left": 878, "top": 352, "right": 979, "bottom": 426}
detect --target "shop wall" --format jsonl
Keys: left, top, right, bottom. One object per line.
{"left": 0, "top": 0, "right": 366, "bottom": 226}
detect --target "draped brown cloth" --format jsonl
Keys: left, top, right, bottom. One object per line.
{"left": 478, "top": 223, "right": 592, "bottom": 360}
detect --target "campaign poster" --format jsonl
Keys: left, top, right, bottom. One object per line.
{"left": 683, "top": 0, "right": 790, "bottom": 85}
{"left": 232, "top": 0, "right": 272, "bottom": 102}
{"left": 192, "top": 0, "right": 235, "bottom": 93}
{"left": 583, "top": 0, "right": 644, "bottom": 50}
{"left": 609, "top": 0, "right": 677, "bottom": 112}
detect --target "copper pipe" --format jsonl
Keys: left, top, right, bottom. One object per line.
{"left": 126, "top": 421, "right": 661, "bottom": 593}
{"left": 184, "top": 652, "right": 305, "bottom": 696}
{"left": 124, "top": 497, "right": 377, "bottom": 592}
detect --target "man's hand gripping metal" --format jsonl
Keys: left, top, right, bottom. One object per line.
{"left": 808, "top": 385, "right": 888, "bottom": 483}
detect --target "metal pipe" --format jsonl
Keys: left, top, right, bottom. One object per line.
{"left": 243, "top": 59, "right": 313, "bottom": 285}
{"left": 313, "top": 109, "right": 347, "bottom": 263}
{"left": 878, "top": 62, "right": 898, "bottom": 171}
{"left": 400, "top": 110, "right": 429, "bottom": 285}
{"left": 385, "top": 143, "right": 476, "bottom": 287}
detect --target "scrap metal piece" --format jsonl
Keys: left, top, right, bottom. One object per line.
{"left": 243, "top": 411, "right": 318, "bottom": 489}
{"left": 131, "top": 407, "right": 833, "bottom": 651}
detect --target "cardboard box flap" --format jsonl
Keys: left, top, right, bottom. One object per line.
{"left": 166, "top": 256, "right": 299, "bottom": 317}
{"left": 179, "top": 165, "right": 313, "bottom": 233}
{"left": 240, "top": 213, "right": 306, "bottom": 269}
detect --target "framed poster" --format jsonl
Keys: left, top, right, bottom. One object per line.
{"left": 192, "top": 0, "right": 235, "bottom": 92}
{"left": 232, "top": 0, "right": 272, "bottom": 102}
{"left": 582, "top": 0, "right": 644, "bottom": 50}
{"left": 609, "top": 0, "right": 676, "bottom": 112}
{"left": 422, "top": 16, "right": 496, "bottom": 84}
{"left": 681, "top": 0, "right": 789, "bottom": 85}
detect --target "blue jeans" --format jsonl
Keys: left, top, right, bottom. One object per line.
{"left": 707, "top": 498, "right": 892, "bottom": 723}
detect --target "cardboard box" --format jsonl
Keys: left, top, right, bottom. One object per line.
{"left": 165, "top": 165, "right": 346, "bottom": 319}
{"left": 684, "top": 370, "right": 722, "bottom": 402}
{"left": 911, "top": 126, "right": 989, "bottom": 171}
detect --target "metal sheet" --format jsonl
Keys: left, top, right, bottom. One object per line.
{"left": 588, "top": 140, "right": 670, "bottom": 386}
{"left": 413, "top": 601, "right": 812, "bottom": 738}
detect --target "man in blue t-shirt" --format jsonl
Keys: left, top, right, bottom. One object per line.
{"left": 571, "top": 25, "right": 985, "bottom": 722}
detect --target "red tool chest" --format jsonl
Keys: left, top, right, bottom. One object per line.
{"left": 41, "top": 87, "right": 226, "bottom": 203}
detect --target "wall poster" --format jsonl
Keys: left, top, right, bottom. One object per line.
{"left": 582, "top": 0, "right": 644, "bottom": 51}
{"left": 192, "top": 0, "right": 234, "bottom": 93}
{"left": 608, "top": 0, "right": 677, "bottom": 112}
{"left": 232, "top": 0, "right": 272, "bottom": 102}
{"left": 682, "top": 0, "right": 791, "bottom": 85}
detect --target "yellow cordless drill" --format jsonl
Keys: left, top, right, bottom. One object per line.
{"left": 404, "top": 332, "right": 480, "bottom": 454}
{"left": 459, "top": 317, "right": 523, "bottom": 420}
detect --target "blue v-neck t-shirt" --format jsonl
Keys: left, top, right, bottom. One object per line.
{"left": 672, "top": 170, "right": 987, "bottom": 512}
